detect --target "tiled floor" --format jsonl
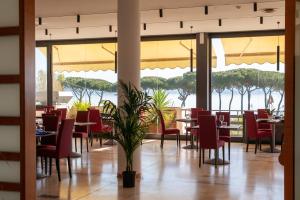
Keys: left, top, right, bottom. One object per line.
{"left": 36, "top": 140, "right": 283, "bottom": 200}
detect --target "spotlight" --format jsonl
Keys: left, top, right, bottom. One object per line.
{"left": 260, "top": 16, "right": 263, "bottom": 24}
{"left": 109, "top": 25, "right": 112, "bottom": 32}
{"left": 77, "top": 14, "right": 80, "bottom": 23}
{"left": 45, "top": 29, "right": 48, "bottom": 35}
{"left": 219, "top": 19, "right": 222, "bottom": 26}
{"left": 76, "top": 27, "right": 79, "bottom": 34}
{"left": 205, "top": 5, "right": 208, "bottom": 15}
{"left": 180, "top": 21, "right": 183, "bottom": 28}
{"left": 143, "top": 23, "right": 147, "bottom": 30}
{"left": 159, "top": 9, "right": 163, "bottom": 17}
{"left": 254, "top": 2, "right": 257, "bottom": 12}
{"left": 38, "top": 17, "right": 42, "bottom": 25}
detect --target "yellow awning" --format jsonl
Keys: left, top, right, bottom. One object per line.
{"left": 52, "top": 40, "right": 196, "bottom": 72}
{"left": 218, "top": 36, "right": 285, "bottom": 66}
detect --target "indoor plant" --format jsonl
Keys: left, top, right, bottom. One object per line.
{"left": 103, "top": 81, "right": 153, "bottom": 187}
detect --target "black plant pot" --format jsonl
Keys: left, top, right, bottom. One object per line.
{"left": 122, "top": 171, "right": 136, "bottom": 188}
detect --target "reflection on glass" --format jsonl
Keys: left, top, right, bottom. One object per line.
{"left": 35, "top": 47, "right": 47, "bottom": 106}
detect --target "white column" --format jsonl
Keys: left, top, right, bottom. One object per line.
{"left": 117, "top": 0, "right": 141, "bottom": 175}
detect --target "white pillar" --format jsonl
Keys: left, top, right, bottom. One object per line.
{"left": 117, "top": 0, "right": 141, "bottom": 176}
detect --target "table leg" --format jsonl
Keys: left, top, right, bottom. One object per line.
{"left": 262, "top": 123, "right": 281, "bottom": 153}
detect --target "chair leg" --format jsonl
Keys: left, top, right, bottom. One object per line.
{"left": 202, "top": 149, "right": 205, "bottom": 164}
{"left": 199, "top": 148, "right": 201, "bottom": 168}
{"left": 222, "top": 146, "right": 225, "bottom": 165}
{"left": 246, "top": 138, "right": 249, "bottom": 152}
{"left": 90, "top": 132, "right": 93, "bottom": 147}
{"left": 49, "top": 158, "right": 52, "bottom": 176}
{"left": 259, "top": 138, "right": 262, "bottom": 150}
{"left": 56, "top": 159, "right": 61, "bottom": 181}
{"left": 209, "top": 149, "right": 211, "bottom": 159}
{"left": 75, "top": 138, "right": 77, "bottom": 152}
{"left": 80, "top": 137, "right": 83, "bottom": 154}
{"left": 228, "top": 141, "right": 231, "bottom": 161}
{"left": 41, "top": 157, "right": 44, "bottom": 172}
{"left": 160, "top": 134, "right": 164, "bottom": 148}
{"left": 86, "top": 138, "right": 89, "bottom": 152}
{"left": 215, "top": 149, "right": 218, "bottom": 168}
{"left": 67, "top": 157, "right": 72, "bottom": 178}
{"left": 176, "top": 135, "right": 178, "bottom": 147}
{"left": 45, "top": 157, "right": 48, "bottom": 175}
{"left": 178, "top": 134, "right": 181, "bottom": 147}
{"left": 270, "top": 137, "right": 273, "bottom": 151}
{"left": 255, "top": 139, "right": 258, "bottom": 154}
{"left": 185, "top": 131, "right": 188, "bottom": 146}
{"left": 100, "top": 135, "right": 103, "bottom": 146}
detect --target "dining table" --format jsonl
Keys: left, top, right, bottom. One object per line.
{"left": 256, "top": 118, "right": 284, "bottom": 153}
{"left": 191, "top": 124, "right": 241, "bottom": 165}
{"left": 175, "top": 118, "right": 198, "bottom": 149}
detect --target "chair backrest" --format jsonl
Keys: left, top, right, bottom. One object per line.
{"left": 57, "top": 108, "right": 67, "bottom": 120}
{"left": 51, "top": 110, "right": 62, "bottom": 122}
{"left": 198, "top": 115, "right": 218, "bottom": 149}
{"left": 216, "top": 112, "right": 230, "bottom": 137}
{"left": 157, "top": 109, "right": 166, "bottom": 132}
{"left": 244, "top": 111, "right": 258, "bottom": 139}
{"left": 75, "top": 110, "right": 90, "bottom": 132}
{"left": 89, "top": 109, "right": 103, "bottom": 132}
{"left": 190, "top": 108, "right": 204, "bottom": 118}
{"left": 42, "top": 114, "right": 59, "bottom": 145}
{"left": 44, "top": 106, "right": 54, "bottom": 114}
{"left": 56, "top": 119, "right": 75, "bottom": 158}
{"left": 257, "top": 109, "right": 269, "bottom": 119}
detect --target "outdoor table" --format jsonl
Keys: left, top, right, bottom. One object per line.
{"left": 256, "top": 118, "right": 283, "bottom": 153}
{"left": 175, "top": 118, "right": 198, "bottom": 149}
{"left": 191, "top": 124, "right": 241, "bottom": 165}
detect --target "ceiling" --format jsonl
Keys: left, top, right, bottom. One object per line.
{"left": 35, "top": 0, "right": 285, "bottom": 41}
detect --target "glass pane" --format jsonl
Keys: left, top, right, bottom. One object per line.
{"left": 211, "top": 35, "right": 285, "bottom": 137}
{"left": 52, "top": 43, "right": 117, "bottom": 116}
{"left": 140, "top": 39, "right": 197, "bottom": 134}
{"left": 0, "top": 84, "right": 20, "bottom": 117}
{"left": 0, "top": 126, "right": 20, "bottom": 152}
{"left": 0, "top": 36, "right": 19, "bottom": 74}
{"left": 0, "top": 161, "right": 20, "bottom": 183}
{"left": 35, "top": 47, "right": 48, "bottom": 106}
{"left": 0, "top": 192, "right": 20, "bottom": 200}
{"left": 0, "top": 0, "right": 19, "bottom": 27}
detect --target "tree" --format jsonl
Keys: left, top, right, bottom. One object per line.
{"left": 241, "top": 69, "right": 259, "bottom": 110}
{"left": 258, "top": 71, "right": 277, "bottom": 108}
{"left": 223, "top": 71, "right": 237, "bottom": 112}
{"left": 62, "top": 77, "right": 87, "bottom": 102}
{"left": 273, "top": 72, "right": 285, "bottom": 114}
{"left": 93, "top": 79, "right": 114, "bottom": 107}
{"left": 167, "top": 72, "right": 196, "bottom": 108}
{"left": 211, "top": 72, "right": 226, "bottom": 111}
{"left": 141, "top": 76, "right": 167, "bottom": 92}
{"left": 231, "top": 70, "right": 247, "bottom": 113}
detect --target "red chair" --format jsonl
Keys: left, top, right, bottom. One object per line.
{"left": 198, "top": 115, "right": 225, "bottom": 167}
{"left": 51, "top": 110, "right": 62, "bottom": 122}
{"left": 37, "top": 119, "right": 75, "bottom": 181}
{"left": 244, "top": 111, "right": 272, "bottom": 154}
{"left": 41, "top": 114, "right": 59, "bottom": 146}
{"left": 157, "top": 109, "right": 180, "bottom": 148}
{"left": 44, "top": 106, "right": 55, "bottom": 114}
{"left": 57, "top": 108, "right": 67, "bottom": 120}
{"left": 216, "top": 112, "right": 231, "bottom": 160}
{"left": 185, "top": 108, "right": 203, "bottom": 145}
{"left": 193, "top": 110, "right": 211, "bottom": 149}
{"left": 73, "top": 111, "right": 90, "bottom": 154}
{"left": 257, "top": 109, "right": 272, "bottom": 129}
{"left": 89, "top": 109, "right": 113, "bottom": 146}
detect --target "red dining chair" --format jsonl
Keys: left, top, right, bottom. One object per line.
{"left": 157, "top": 109, "right": 180, "bottom": 148}
{"left": 37, "top": 119, "right": 75, "bottom": 181}
{"left": 88, "top": 109, "right": 113, "bottom": 146}
{"left": 193, "top": 110, "right": 211, "bottom": 149}
{"left": 216, "top": 112, "right": 231, "bottom": 160}
{"left": 73, "top": 111, "right": 90, "bottom": 154}
{"left": 51, "top": 110, "right": 62, "bottom": 122}
{"left": 57, "top": 108, "right": 67, "bottom": 120}
{"left": 185, "top": 108, "right": 203, "bottom": 145}
{"left": 44, "top": 106, "right": 55, "bottom": 114}
{"left": 257, "top": 109, "right": 272, "bottom": 129}
{"left": 41, "top": 114, "right": 59, "bottom": 146}
{"left": 244, "top": 111, "right": 272, "bottom": 154}
{"left": 198, "top": 115, "right": 225, "bottom": 168}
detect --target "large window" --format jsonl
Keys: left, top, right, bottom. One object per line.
{"left": 140, "top": 39, "right": 196, "bottom": 134}
{"left": 211, "top": 35, "right": 285, "bottom": 136}
{"left": 35, "top": 47, "right": 47, "bottom": 106}
{"left": 52, "top": 43, "right": 117, "bottom": 112}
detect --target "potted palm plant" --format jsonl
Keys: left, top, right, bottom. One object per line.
{"left": 103, "top": 81, "right": 153, "bottom": 188}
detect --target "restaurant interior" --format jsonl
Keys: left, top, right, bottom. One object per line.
{"left": 2, "top": 0, "right": 300, "bottom": 199}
